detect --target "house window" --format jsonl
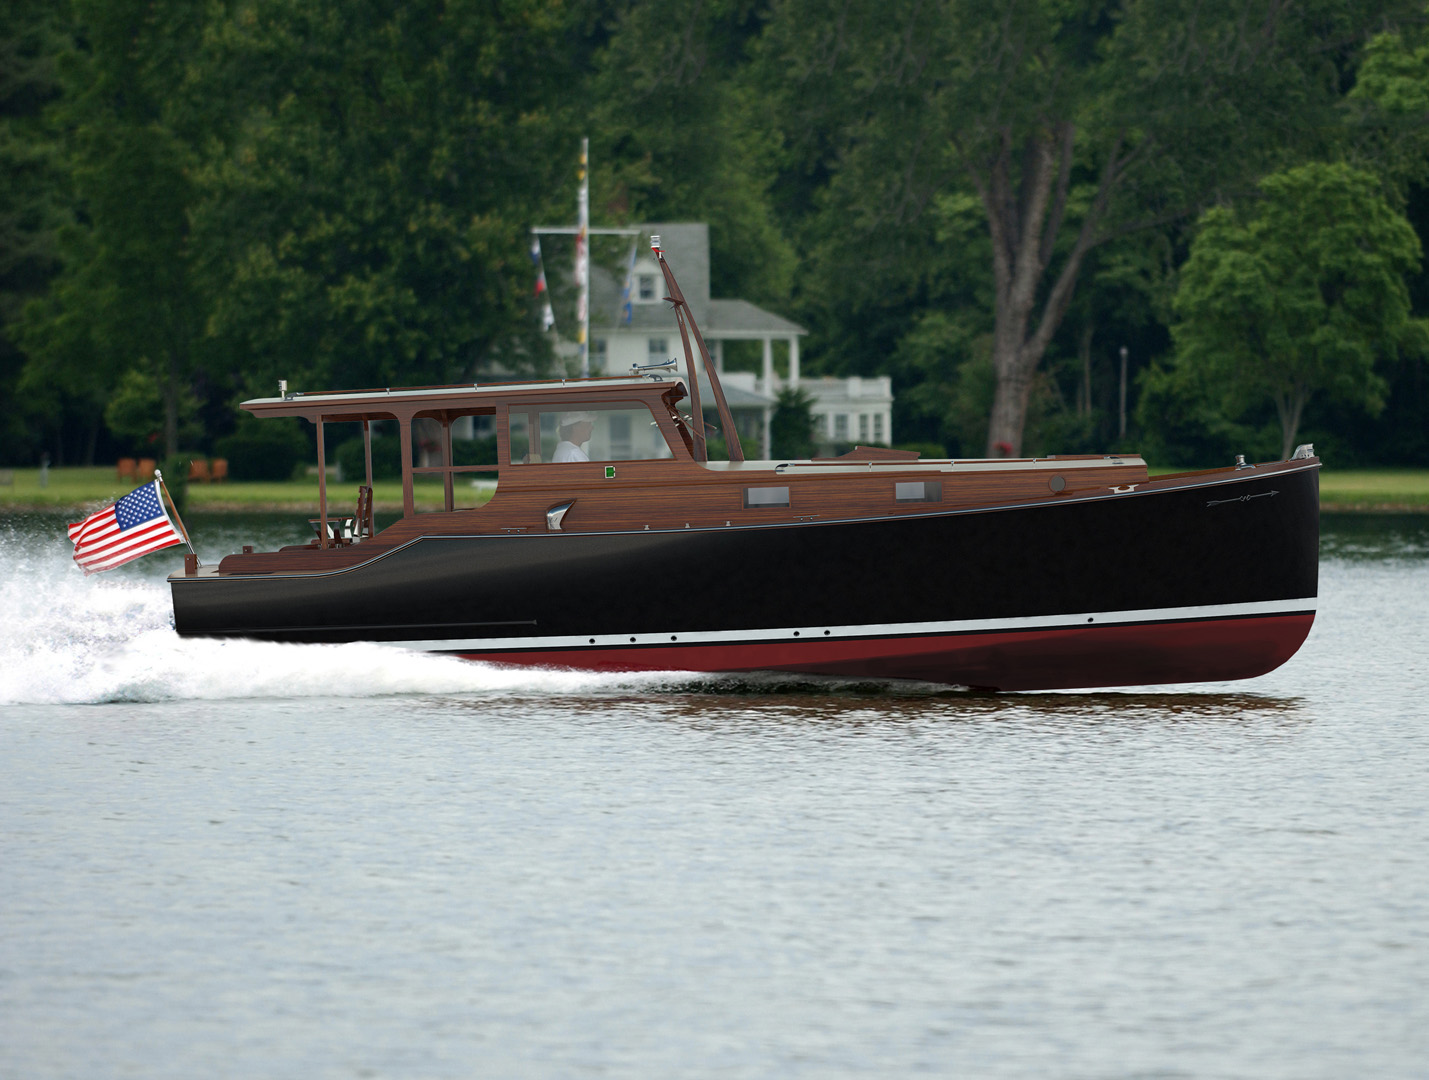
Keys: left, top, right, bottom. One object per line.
{"left": 609, "top": 413, "right": 632, "bottom": 459}
{"left": 648, "top": 338, "right": 667, "bottom": 359}
{"left": 859, "top": 414, "right": 870, "bottom": 441}
{"left": 874, "top": 413, "right": 884, "bottom": 442}
{"left": 592, "top": 338, "right": 607, "bottom": 368}
{"left": 834, "top": 414, "right": 848, "bottom": 439}
{"left": 814, "top": 414, "right": 828, "bottom": 436}
{"left": 638, "top": 274, "right": 655, "bottom": 301}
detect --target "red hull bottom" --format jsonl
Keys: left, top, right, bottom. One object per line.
{"left": 451, "top": 613, "right": 1316, "bottom": 692}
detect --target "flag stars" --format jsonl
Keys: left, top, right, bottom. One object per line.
{"left": 115, "top": 484, "right": 166, "bottom": 530}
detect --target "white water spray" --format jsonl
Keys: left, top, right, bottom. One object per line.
{"left": 0, "top": 523, "right": 696, "bottom": 706}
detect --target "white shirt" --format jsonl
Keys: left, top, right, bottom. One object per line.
{"left": 553, "top": 440, "right": 589, "bottom": 463}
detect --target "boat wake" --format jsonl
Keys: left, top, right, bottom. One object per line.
{"left": 0, "top": 529, "right": 700, "bottom": 706}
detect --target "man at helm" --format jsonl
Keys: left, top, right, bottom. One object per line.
{"left": 554, "top": 411, "right": 596, "bottom": 463}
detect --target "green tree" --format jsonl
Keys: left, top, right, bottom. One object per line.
{"left": 587, "top": 0, "right": 795, "bottom": 305}
{"left": 770, "top": 386, "right": 816, "bottom": 457}
{"left": 190, "top": 0, "right": 584, "bottom": 399}
{"left": 1166, "top": 162, "right": 1425, "bottom": 461}
{"left": 0, "top": 0, "right": 68, "bottom": 463}
{"left": 19, "top": 0, "right": 207, "bottom": 459}
{"left": 757, "top": 0, "right": 1415, "bottom": 456}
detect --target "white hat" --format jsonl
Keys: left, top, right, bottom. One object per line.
{"left": 559, "top": 411, "right": 596, "bottom": 427}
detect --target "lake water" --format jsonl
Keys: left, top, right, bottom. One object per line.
{"left": 2, "top": 511, "right": 1427, "bottom": 1079}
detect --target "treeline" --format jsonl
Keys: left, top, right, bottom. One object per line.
{"left": 3, "top": 0, "right": 1429, "bottom": 468}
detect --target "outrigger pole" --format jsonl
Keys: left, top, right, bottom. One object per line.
{"left": 154, "top": 468, "right": 199, "bottom": 566}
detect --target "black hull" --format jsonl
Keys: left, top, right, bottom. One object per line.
{"left": 172, "top": 465, "right": 1319, "bottom": 690}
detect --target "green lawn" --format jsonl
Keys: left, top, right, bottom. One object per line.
{"left": 1317, "top": 468, "right": 1429, "bottom": 509}
{"left": 2, "top": 464, "right": 1426, "bottom": 512}
{"left": 1143, "top": 465, "right": 1429, "bottom": 509}
{"left": 0, "top": 465, "right": 485, "bottom": 512}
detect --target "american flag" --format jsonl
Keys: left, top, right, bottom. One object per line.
{"left": 68, "top": 480, "right": 184, "bottom": 574}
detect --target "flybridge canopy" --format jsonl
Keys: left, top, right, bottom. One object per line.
{"left": 240, "top": 374, "right": 683, "bottom": 422}
{"left": 239, "top": 372, "right": 696, "bottom": 527}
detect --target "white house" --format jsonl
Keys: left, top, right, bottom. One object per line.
{"left": 567, "top": 223, "right": 893, "bottom": 458}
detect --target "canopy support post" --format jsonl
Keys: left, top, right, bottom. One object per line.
{"left": 442, "top": 418, "right": 454, "bottom": 512}
{"left": 316, "top": 415, "right": 328, "bottom": 548}
{"left": 363, "top": 419, "right": 373, "bottom": 489}
{"left": 399, "top": 418, "right": 415, "bottom": 517}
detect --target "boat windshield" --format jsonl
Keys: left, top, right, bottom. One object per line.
{"left": 508, "top": 403, "right": 675, "bottom": 464}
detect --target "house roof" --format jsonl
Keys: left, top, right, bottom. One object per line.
{"left": 583, "top": 222, "right": 806, "bottom": 339}
{"left": 705, "top": 299, "right": 805, "bottom": 336}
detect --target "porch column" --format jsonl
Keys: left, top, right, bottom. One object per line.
{"left": 713, "top": 338, "right": 724, "bottom": 373}
{"left": 762, "top": 404, "right": 772, "bottom": 460}
{"left": 788, "top": 336, "right": 800, "bottom": 388}
{"left": 761, "top": 336, "right": 774, "bottom": 395}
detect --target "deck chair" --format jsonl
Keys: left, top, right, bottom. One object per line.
{"left": 354, "top": 485, "right": 374, "bottom": 542}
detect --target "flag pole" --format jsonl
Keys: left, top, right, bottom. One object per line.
{"left": 576, "top": 136, "right": 589, "bottom": 377}
{"left": 154, "top": 468, "right": 199, "bottom": 564}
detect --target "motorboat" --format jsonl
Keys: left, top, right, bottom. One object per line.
{"left": 169, "top": 239, "right": 1319, "bottom": 691}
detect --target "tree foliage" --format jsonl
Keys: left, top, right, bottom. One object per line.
{"left": 191, "top": 0, "right": 583, "bottom": 398}
{"left": 5, "top": 0, "right": 1429, "bottom": 469}
{"left": 1154, "top": 163, "right": 1425, "bottom": 461}
{"left": 18, "top": 0, "right": 206, "bottom": 458}
{"left": 755, "top": 0, "right": 1414, "bottom": 454}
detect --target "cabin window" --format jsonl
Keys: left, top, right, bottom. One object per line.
{"left": 895, "top": 481, "right": 941, "bottom": 503}
{"left": 743, "top": 486, "right": 790, "bottom": 508}
{"left": 411, "top": 407, "right": 499, "bottom": 512}
{"left": 508, "top": 403, "right": 675, "bottom": 464}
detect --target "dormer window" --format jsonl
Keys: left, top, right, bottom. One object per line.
{"left": 638, "top": 274, "right": 655, "bottom": 301}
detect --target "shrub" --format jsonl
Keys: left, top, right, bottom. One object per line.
{"left": 159, "top": 454, "right": 190, "bottom": 514}
{"left": 771, "top": 388, "right": 817, "bottom": 460}
{"left": 893, "top": 441, "right": 947, "bottom": 460}
{"left": 335, "top": 434, "right": 404, "bottom": 481}
{"left": 452, "top": 436, "right": 498, "bottom": 467}
{"left": 214, "top": 417, "right": 309, "bottom": 481}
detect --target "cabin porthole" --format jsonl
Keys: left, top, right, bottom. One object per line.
{"left": 589, "top": 638, "right": 595, "bottom": 644}
{"left": 670, "top": 636, "right": 676, "bottom": 641}
{"left": 824, "top": 630, "right": 830, "bottom": 636}
{"left": 629, "top": 637, "right": 636, "bottom": 643}
{"left": 794, "top": 631, "right": 801, "bottom": 637}
{"left": 1049, "top": 475, "right": 1066, "bottom": 493}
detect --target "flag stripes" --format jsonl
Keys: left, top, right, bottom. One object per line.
{"left": 67, "top": 480, "right": 184, "bottom": 574}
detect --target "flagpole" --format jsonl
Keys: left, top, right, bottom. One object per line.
{"left": 577, "top": 136, "right": 590, "bottom": 377}
{"left": 154, "top": 468, "right": 199, "bottom": 564}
